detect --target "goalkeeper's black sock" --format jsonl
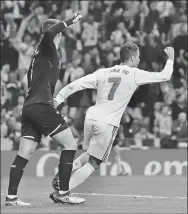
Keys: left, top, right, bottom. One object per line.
{"left": 58, "top": 150, "right": 76, "bottom": 192}
{"left": 8, "top": 155, "right": 28, "bottom": 196}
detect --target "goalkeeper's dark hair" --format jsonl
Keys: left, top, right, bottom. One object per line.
{"left": 120, "top": 43, "right": 139, "bottom": 63}
{"left": 42, "top": 19, "right": 60, "bottom": 33}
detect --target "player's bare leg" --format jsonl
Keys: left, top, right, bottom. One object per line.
{"left": 50, "top": 127, "right": 85, "bottom": 204}
{"left": 5, "top": 137, "right": 38, "bottom": 206}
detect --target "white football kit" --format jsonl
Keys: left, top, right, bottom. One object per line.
{"left": 55, "top": 59, "right": 173, "bottom": 161}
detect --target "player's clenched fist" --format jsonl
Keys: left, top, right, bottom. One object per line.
{"left": 164, "top": 47, "right": 174, "bottom": 61}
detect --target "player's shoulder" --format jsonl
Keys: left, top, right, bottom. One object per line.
{"left": 118, "top": 64, "right": 139, "bottom": 72}
{"left": 94, "top": 68, "right": 106, "bottom": 76}
{"left": 108, "top": 65, "right": 138, "bottom": 77}
{"left": 92, "top": 67, "right": 109, "bottom": 83}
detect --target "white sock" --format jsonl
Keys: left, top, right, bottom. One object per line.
{"left": 58, "top": 190, "right": 68, "bottom": 195}
{"left": 72, "top": 152, "right": 90, "bottom": 171}
{"left": 8, "top": 195, "right": 17, "bottom": 199}
{"left": 69, "top": 163, "right": 95, "bottom": 191}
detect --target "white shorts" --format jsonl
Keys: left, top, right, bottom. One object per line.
{"left": 83, "top": 119, "right": 118, "bottom": 162}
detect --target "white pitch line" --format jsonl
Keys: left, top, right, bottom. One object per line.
{"left": 36, "top": 192, "right": 187, "bottom": 200}
{"left": 1, "top": 192, "right": 187, "bottom": 200}
{"left": 73, "top": 192, "right": 187, "bottom": 200}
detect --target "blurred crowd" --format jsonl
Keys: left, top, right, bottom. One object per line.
{"left": 1, "top": 0, "right": 187, "bottom": 150}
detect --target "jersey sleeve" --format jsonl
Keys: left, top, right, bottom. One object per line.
{"left": 55, "top": 71, "right": 99, "bottom": 104}
{"left": 40, "top": 21, "right": 67, "bottom": 49}
{"left": 134, "top": 59, "right": 174, "bottom": 86}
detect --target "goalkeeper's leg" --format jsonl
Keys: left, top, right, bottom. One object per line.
{"left": 52, "top": 152, "right": 89, "bottom": 191}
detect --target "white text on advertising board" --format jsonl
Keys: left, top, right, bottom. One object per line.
{"left": 36, "top": 153, "right": 187, "bottom": 177}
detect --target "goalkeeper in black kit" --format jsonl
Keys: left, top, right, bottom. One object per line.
{"left": 5, "top": 13, "right": 85, "bottom": 206}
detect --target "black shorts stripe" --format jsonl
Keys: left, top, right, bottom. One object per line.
{"left": 22, "top": 136, "right": 35, "bottom": 141}
{"left": 49, "top": 123, "right": 69, "bottom": 137}
{"left": 102, "top": 127, "right": 118, "bottom": 162}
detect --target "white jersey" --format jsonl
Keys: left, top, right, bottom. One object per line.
{"left": 55, "top": 59, "right": 173, "bottom": 127}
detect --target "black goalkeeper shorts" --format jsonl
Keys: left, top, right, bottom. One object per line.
{"left": 21, "top": 103, "right": 69, "bottom": 142}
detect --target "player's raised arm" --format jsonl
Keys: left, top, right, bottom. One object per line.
{"left": 134, "top": 47, "right": 174, "bottom": 86}
{"left": 54, "top": 71, "right": 99, "bottom": 106}
{"left": 41, "top": 13, "right": 82, "bottom": 46}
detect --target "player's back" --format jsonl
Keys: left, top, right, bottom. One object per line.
{"left": 56, "top": 45, "right": 174, "bottom": 128}
{"left": 24, "top": 39, "right": 60, "bottom": 106}
{"left": 86, "top": 64, "right": 138, "bottom": 127}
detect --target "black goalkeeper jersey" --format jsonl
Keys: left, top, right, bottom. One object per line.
{"left": 24, "top": 21, "right": 66, "bottom": 106}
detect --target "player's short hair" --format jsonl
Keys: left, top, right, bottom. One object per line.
{"left": 42, "top": 19, "right": 60, "bottom": 33}
{"left": 120, "top": 43, "right": 139, "bottom": 63}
